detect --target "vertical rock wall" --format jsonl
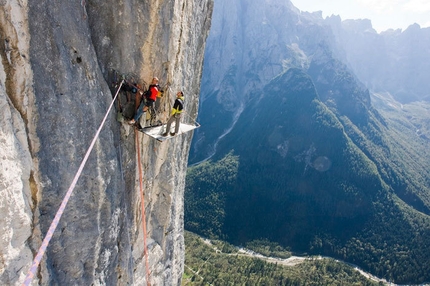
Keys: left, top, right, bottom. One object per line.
{"left": 0, "top": 0, "right": 213, "bottom": 285}
{"left": 0, "top": 0, "right": 37, "bottom": 284}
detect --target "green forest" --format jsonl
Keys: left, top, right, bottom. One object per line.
{"left": 182, "top": 231, "right": 382, "bottom": 286}
{"left": 185, "top": 151, "right": 430, "bottom": 284}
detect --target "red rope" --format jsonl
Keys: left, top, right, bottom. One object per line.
{"left": 22, "top": 80, "right": 124, "bottom": 286}
{"left": 135, "top": 129, "right": 151, "bottom": 286}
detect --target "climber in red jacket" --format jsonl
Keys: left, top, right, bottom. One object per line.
{"left": 129, "top": 77, "right": 161, "bottom": 126}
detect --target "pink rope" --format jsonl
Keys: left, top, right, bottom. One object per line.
{"left": 22, "top": 80, "right": 124, "bottom": 286}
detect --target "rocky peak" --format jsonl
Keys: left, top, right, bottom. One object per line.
{"left": 326, "top": 16, "right": 430, "bottom": 103}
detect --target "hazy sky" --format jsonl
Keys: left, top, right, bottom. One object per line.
{"left": 290, "top": 0, "right": 430, "bottom": 32}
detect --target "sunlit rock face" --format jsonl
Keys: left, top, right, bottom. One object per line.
{"left": 189, "top": 0, "right": 341, "bottom": 164}
{"left": 0, "top": 0, "right": 213, "bottom": 285}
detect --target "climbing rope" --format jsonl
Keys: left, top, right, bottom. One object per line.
{"left": 135, "top": 129, "right": 151, "bottom": 286}
{"left": 22, "top": 80, "right": 124, "bottom": 286}
{"left": 182, "top": 110, "right": 201, "bottom": 128}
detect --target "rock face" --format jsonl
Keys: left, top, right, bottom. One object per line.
{"left": 0, "top": 0, "right": 213, "bottom": 285}
{"left": 190, "top": 0, "right": 338, "bottom": 163}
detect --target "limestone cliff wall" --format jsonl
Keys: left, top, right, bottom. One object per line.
{"left": 0, "top": 0, "right": 213, "bottom": 285}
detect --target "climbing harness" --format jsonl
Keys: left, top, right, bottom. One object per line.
{"left": 22, "top": 80, "right": 124, "bottom": 286}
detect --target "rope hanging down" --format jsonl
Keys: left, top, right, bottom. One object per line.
{"left": 22, "top": 80, "right": 124, "bottom": 286}
{"left": 135, "top": 129, "right": 151, "bottom": 286}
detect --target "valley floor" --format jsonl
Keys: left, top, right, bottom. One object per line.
{"left": 188, "top": 233, "right": 396, "bottom": 285}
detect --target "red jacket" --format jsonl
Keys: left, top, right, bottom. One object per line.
{"left": 148, "top": 84, "right": 159, "bottom": 101}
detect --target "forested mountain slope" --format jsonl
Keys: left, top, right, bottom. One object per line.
{"left": 186, "top": 0, "right": 430, "bottom": 284}
{"left": 186, "top": 67, "right": 430, "bottom": 284}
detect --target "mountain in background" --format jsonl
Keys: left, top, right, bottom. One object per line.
{"left": 328, "top": 18, "right": 430, "bottom": 103}
{"left": 186, "top": 0, "right": 430, "bottom": 284}
{"left": 190, "top": 0, "right": 430, "bottom": 163}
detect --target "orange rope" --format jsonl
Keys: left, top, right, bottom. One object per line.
{"left": 135, "top": 129, "right": 151, "bottom": 286}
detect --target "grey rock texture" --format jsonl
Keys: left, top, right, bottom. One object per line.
{"left": 0, "top": 0, "right": 213, "bottom": 285}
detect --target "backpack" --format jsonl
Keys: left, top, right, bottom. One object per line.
{"left": 144, "top": 88, "right": 151, "bottom": 99}
{"left": 177, "top": 98, "right": 184, "bottom": 111}
{"left": 121, "top": 81, "right": 138, "bottom": 94}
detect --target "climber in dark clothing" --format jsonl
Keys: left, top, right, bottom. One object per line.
{"left": 128, "top": 77, "right": 161, "bottom": 126}
{"left": 121, "top": 80, "right": 139, "bottom": 103}
{"left": 163, "top": 91, "right": 184, "bottom": 136}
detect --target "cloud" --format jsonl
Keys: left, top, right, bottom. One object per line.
{"left": 356, "top": 0, "right": 402, "bottom": 13}
{"left": 403, "top": 0, "right": 430, "bottom": 13}
{"left": 358, "top": 0, "right": 430, "bottom": 13}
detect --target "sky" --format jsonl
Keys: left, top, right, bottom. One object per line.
{"left": 290, "top": 0, "right": 430, "bottom": 32}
